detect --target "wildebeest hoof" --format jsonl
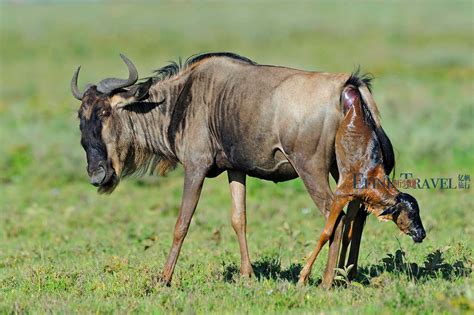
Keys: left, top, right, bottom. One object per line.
{"left": 240, "top": 267, "right": 254, "bottom": 278}
{"left": 152, "top": 275, "right": 171, "bottom": 287}
{"left": 297, "top": 278, "right": 308, "bottom": 288}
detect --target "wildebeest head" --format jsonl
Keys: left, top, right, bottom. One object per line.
{"left": 71, "top": 54, "right": 150, "bottom": 193}
{"left": 380, "top": 192, "right": 426, "bottom": 243}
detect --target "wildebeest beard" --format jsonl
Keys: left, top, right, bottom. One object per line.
{"left": 117, "top": 101, "right": 177, "bottom": 179}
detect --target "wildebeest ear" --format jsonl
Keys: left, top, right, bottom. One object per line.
{"left": 380, "top": 204, "right": 399, "bottom": 216}
{"left": 130, "top": 78, "right": 153, "bottom": 101}
{"left": 109, "top": 80, "right": 152, "bottom": 109}
{"left": 109, "top": 93, "right": 137, "bottom": 109}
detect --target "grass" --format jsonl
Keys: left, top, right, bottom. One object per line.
{"left": 0, "top": 1, "right": 473, "bottom": 314}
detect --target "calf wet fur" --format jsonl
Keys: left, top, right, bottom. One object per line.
{"left": 297, "top": 83, "right": 426, "bottom": 285}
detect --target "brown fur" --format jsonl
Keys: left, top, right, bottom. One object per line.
{"left": 75, "top": 53, "right": 390, "bottom": 286}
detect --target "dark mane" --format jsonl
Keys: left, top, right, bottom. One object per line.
{"left": 347, "top": 70, "right": 395, "bottom": 175}
{"left": 186, "top": 52, "right": 257, "bottom": 67}
{"left": 141, "top": 52, "right": 256, "bottom": 84}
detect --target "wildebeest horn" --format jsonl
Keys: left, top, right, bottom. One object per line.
{"left": 96, "top": 54, "right": 138, "bottom": 94}
{"left": 71, "top": 66, "right": 84, "bottom": 100}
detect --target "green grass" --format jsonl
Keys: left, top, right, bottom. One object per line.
{"left": 0, "top": 1, "right": 473, "bottom": 314}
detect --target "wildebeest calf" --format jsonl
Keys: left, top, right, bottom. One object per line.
{"left": 297, "top": 84, "right": 426, "bottom": 285}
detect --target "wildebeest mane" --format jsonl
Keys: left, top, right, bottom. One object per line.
{"left": 121, "top": 53, "right": 256, "bottom": 178}
{"left": 139, "top": 52, "right": 257, "bottom": 85}
{"left": 118, "top": 110, "right": 178, "bottom": 179}
{"left": 347, "top": 70, "right": 395, "bottom": 175}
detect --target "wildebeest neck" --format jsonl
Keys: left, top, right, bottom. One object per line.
{"left": 116, "top": 76, "right": 189, "bottom": 177}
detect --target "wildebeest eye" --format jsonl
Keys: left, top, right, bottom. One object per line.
{"left": 96, "top": 108, "right": 110, "bottom": 119}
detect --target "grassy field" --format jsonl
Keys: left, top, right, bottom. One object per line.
{"left": 0, "top": 1, "right": 473, "bottom": 313}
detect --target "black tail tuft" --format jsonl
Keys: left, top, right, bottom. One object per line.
{"left": 347, "top": 67, "right": 374, "bottom": 93}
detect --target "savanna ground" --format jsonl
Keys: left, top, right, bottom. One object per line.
{"left": 0, "top": 1, "right": 473, "bottom": 314}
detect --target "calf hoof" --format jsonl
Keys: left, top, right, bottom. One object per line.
{"left": 347, "top": 268, "right": 358, "bottom": 281}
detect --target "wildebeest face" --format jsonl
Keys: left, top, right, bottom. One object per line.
{"left": 78, "top": 87, "right": 121, "bottom": 193}
{"left": 380, "top": 193, "right": 426, "bottom": 243}
{"left": 72, "top": 54, "right": 146, "bottom": 193}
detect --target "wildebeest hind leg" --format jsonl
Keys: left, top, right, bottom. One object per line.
{"left": 321, "top": 217, "right": 344, "bottom": 288}
{"left": 228, "top": 170, "right": 253, "bottom": 277}
{"left": 288, "top": 157, "right": 343, "bottom": 288}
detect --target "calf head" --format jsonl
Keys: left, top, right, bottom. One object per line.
{"left": 71, "top": 54, "right": 150, "bottom": 193}
{"left": 380, "top": 192, "right": 426, "bottom": 243}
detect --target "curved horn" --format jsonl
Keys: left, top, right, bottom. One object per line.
{"left": 71, "top": 66, "right": 84, "bottom": 100}
{"left": 96, "top": 54, "right": 138, "bottom": 94}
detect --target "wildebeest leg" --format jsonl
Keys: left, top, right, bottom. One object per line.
{"left": 287, "top": 157, "right": 343, "bottom": 288}
{"left": 321, "top": 164, "right": 344, "bottom": 289}
{"left": 160, "top": 169, "right": 206, "bottom": 285}
{"left": 338, "top": 200, "right": 361, "bottom": 269}
{"left": 321, "top": 211, "right": 344, "bottom": 288}
{"left": 227, "top": 170, "right": 253, "bottom": 277}
{"left": 346, "top": 207, "right": 367, "bottom": 280}
{"left": 298, "top": 195, "right": 349, "bottom": 285}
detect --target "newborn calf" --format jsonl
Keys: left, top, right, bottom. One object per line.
{"left": 298, "top": 85, "right": 426, "bottom": 285}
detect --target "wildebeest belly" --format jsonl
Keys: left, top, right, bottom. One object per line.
{"left": 210, "top": 144, "right": 298, "bottom": 182}
{"left": 245, "top": 159, "right": 298, "bottom": 182}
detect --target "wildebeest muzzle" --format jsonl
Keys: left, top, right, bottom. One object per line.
{"left": 409, "top": 224, "right": 426, "bottom": 243}
{"left": 87, "top": 157, "right": 116, "bottom": 188}
{"left": 89, "top": 160, "right": 107, "bottom": 186}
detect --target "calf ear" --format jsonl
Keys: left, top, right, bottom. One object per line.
{"left": 380, "top": 204, "right": 400, "bottom": 216}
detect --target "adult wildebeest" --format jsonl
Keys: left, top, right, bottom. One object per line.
{"left": 71, "top": 52, "right": 392, "bottom": 286}
{"left": 297, "top": 84, "right": 426, "bottom": 285}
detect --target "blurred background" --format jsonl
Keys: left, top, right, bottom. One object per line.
{"left": 0, "top": 1, "right": 472, "bottom": 313}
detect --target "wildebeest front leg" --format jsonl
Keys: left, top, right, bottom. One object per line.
{"left": 228, "top": 170, "right": 253, "bottom": 277}
{"left": 160, "top": 169, "right": 206, "bottom": 285}
{"left": 298, "top": 196, "right": 349, "bottom": 286}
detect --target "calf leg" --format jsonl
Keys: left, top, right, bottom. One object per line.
{"left": 338, "top": 217, "right": 353, "bottom": 270}
{"left": 346, "top": 207, "right": 367, "bottom": 280}
{"left": 298, "top": 195, "right": 349, "bottom": 285}
{"left": 228, "top": 170, "right": 253, "bottom": 277}
{"left": 338, "top": 200, "right": 361, "bottom": 269}
{"left": 160, "top": 169, "right": 206, "bottom": 285}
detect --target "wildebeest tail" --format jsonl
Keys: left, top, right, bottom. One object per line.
{"left": 345, "top": 71, "right": 395, "bottom": 175}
